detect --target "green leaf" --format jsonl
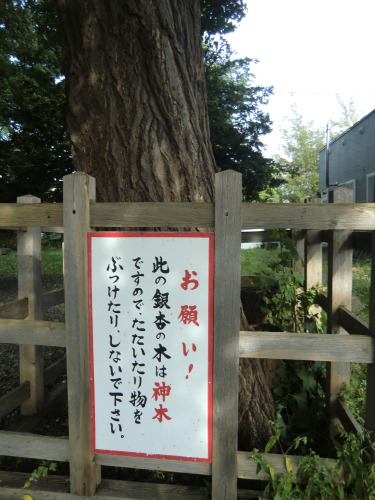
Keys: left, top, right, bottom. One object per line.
{"left": 268, "top": 465, "right": 275, "bottom": 481}
{"left": 292, "top": 270, "right": 304, "bottom": 284}
{"left": 297, "top": 369, "right": 317, "bottom": 392}
{"left": 291, "top": 392, "right": 307, "bottom": 410}
{"left": 285, "top": 456, "right": 293, "bottom": 474}
{"left": 264, "top": 434, "right": 278, "bottom": 454}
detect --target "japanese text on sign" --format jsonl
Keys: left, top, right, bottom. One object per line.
{"left": 88, "top": 232, "right": 214, "bottom": 461}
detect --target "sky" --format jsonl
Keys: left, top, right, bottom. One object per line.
{"left": 226, "top": 0, "right": 375, "bottom": 157}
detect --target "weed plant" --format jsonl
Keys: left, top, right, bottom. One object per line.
{"left": 340, "top": 363, "right": 367, "bottom": 427}
{"left": 352, "top": 255, "right": 371, "bottom": 322}
{"left": 243, "top": 231, "right": 375, "bottom": 496}
{"left": 252, "top": 424, "right": 375, "bottom": 499}
{"left": 242, "top": 236, "right": 371, "bottom": 438}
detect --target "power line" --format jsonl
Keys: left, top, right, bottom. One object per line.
{"left": 273, "top": 90, "right": 375, "bottom": 96}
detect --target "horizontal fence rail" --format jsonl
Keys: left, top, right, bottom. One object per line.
{"left": 239, "top": 331, "right": 375, "bottom": 363}
{"left": 0, "top": 430, "right": 69, "bottom": 462}
{"left": 91, "top": 202, "right": 214, "bottom": 228}
{"left": 0, "top": 319, "right": 66, "bottom": 347}
{"left": 0, "top": 430, "right": 340, "bottom": 486}
{"left": 242, "top": 203, "right": 375, "bottom": 230}
{"left": 2, "top": 201, "right": 375, "bottom": 230}
{"left": 0, "top": 203, "right": 63, "bottom": 227}
{"left": 0, "top": 382, "right": 30, "bottom": 419}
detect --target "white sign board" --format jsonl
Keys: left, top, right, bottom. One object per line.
{"left": 88, "top": 232, "right": 214, "bottom": 462}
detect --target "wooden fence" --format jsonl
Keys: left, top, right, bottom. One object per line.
{"left": 0, "top": 171, "right": 374, "bottom": 499}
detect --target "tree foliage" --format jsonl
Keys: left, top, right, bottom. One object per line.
{"left": 330, "top": 96, "right": 360, "bottom": 139}
{"left": 0, "top": 0, "right": 275, "bottom": 203}
{"left": 266, "top": 98, "right": 361, "bottom": 204}
{"left": 204, "top": 38, "right": 280, "bottom": 200}
{"left": 0, "top": 0, "right": 72, "bottom": 202}
{"left": 268, "top": 106, "right": 325, "bottom": 203}
{"left": 201, "top": 0, "right": 247, "bottom": 35}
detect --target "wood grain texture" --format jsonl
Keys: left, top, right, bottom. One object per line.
{"left": 0, "top": 430, "right": 69, "bottom": 461}
{"left": 4, "top": 381, "right": 67, "bottom": 433}
{"left": 242, "top": 202, "right": 375, "bottom": 230}
{"left": 212, "top": 171, "right": 242, "bottom": 500}
{"left": 304, "top": 196, "right": 322, "bottom": 289}
{"left": 1, "top": 200, "right": 375, "bottom": 230}
{"left": 305, "top": 226, "right": 323, "bottom": 326}
{"left": 0, "top": 225, "right": 27, "bottom": 231}
{"left": 239, "top": 331, "right": 375, "bottom": 363}
{"left": 315, "top": 292, "right": 328, "bottom": 310}
{"left": 0, "top": 319, "right": 66, "bottom": 347}
{"left": 42, "top": 288, "right": 65, "bottom": 311}
{"left": 0, "top": 203, "right": 63, "bottom": 227}
{"left": 17, "top": 194, "right": 44, "bottom": 415}
{"left": 292, "top": 230, "right": 305, "bottom": 278}
{"left": 0, "top": 297, "right": 28, "bottom": 320}
{"left": 366, "top": 232, "right": 375, "bottom": 434}
{"left": 327, "top": 188, "right": 353, "bottom": 429}
{"left": 339, "top": 306, "right": 370, "bottom": 336}
{"left": 91, "top": 201, "right": 214, "bottom": 227}
{"left": 44, "top": 356, "right": 67, "bottom": 386}
{"left": 63, "top": 172, "right": 101, "bottom": 495}
{"left": 41, "top": 225, "right": 64, "bottom": 233}
{"left": 0, "top": 471, "right": 209, "bottom": 500}
{"left": 0, "top": 382, "right": 30, "bottom": 418}
{"left": 96, "top": 453, "right": 211, "bottom": 475}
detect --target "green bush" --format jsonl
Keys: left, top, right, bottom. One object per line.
{"left": 252, "top": 425, "right": 375, "bottom": 499}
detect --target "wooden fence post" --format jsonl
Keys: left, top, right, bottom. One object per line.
{"left": 304, "top": 197, "right": 322, "bottom": 290}
{"left": 17, "top": 194, "right": 43, "bottom": 415}
{"left": 292, "top": 230, "right": 305, "bottom": 279}
{"left": 63, "top": 172, "right": 101, "bottom": 495}
{"left": 304, "top": 197, "right": 323, "bottom": 331}
{"left": 365, "top": 232, "right": 375, "bottom": 436}
{"left": 327, "top": 187, "right": 353, "bottom": 433}
{"left": 212, "top": 170, "right": 242, "bottom": 499}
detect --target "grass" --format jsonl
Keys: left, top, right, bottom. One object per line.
{"left": 241, "top": 246, "right": 279, "bottom": 276}
{"left": 0, "top": 248, "right": 63, "bottom": 276}
{"left": 0, "top": 235, "right": 63, "bottom": 276}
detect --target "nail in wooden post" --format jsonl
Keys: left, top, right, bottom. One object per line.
{"left": 17, "top": 194, "right": 43, "bottom": 415}
{"left": 212, "top": 170, "right": 242, "bottom": 499}
{"left": 63, "top": 173, "right": 101, "bottom": 495}
{"left": 327, "top": 187, "right": 352, "bottom": 432}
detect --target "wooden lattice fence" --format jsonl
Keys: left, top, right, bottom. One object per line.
{"left": 0, "top": 171, "right": 374, "bottom": 499}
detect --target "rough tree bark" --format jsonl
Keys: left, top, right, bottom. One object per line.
{"left": 57, "top": 0, "right": 274, "bottom": 449}
{"left": 57, "top": 0, "right": 215, "bottom": 202}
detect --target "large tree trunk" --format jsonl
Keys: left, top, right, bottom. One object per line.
{"left": 57, "top": 0, "right": 274, "bottom": 450}
{"left": 57, "top": 0, "right": 215, "bottom": 203}
{"left": 239, "top": 307, "right": 276, "bottom": 450}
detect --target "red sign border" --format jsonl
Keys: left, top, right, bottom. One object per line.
{"left": 87, "top": 232, "right": 214, "bottom": 462}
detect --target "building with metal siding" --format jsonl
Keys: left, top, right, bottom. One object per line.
{"left": 319, "top": 108, "right": 375, "bottom": 202}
